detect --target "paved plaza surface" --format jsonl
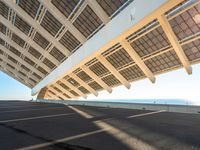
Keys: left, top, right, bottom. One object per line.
{"left": 0, "top": 101, "right": 200, "bottom": 150}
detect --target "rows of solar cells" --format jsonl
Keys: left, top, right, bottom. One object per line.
{"left": 0, "top": 0, "right": 130, "bottom": 88}
{"left": 45, "top": 0, "right": 200, "bottom": 100}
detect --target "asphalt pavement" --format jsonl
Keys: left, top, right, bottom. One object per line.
{"left": 0, "top": 100, "right": 200, "bottom": 150}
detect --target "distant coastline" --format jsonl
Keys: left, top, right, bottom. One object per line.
{"left": 77, "top": 99, "right": 190, "bottom": 105}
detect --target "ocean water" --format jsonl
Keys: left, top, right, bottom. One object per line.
{"left": 79, "top": 99, "right": 191, "bottom": 105}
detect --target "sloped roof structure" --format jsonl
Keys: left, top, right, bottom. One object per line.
{"left": 0, "top": 0, "right": 200, "bottom": 100}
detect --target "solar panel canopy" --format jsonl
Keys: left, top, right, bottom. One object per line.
{"left": 0, "top": 0, "right": 200, "bottom": 100}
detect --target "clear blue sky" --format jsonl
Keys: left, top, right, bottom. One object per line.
{"left": 0, "top": 71, "right": 33, "bottom": 100}
{"left": 0, "top": 64, "right": 200, "bottom": 105}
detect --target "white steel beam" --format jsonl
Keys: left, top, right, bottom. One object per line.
{"left": 69, "top": 74, "right": 98, "bottom": 97}
{"left": 60, "top": 79, "right": 87, "bottom": 99}
{"left": 86, "top": 0, "right": 110, "bottom": 24}
{"left": 0, "top": 15, "right": 60, "bottom": 66}
{"left": 38, "top": 0, "right": 86, "bottom": 43}
{"left": 3, "top": 0, "right": 71, "bottom": 55}
{"left": 81, "top": 65, "right": 112, "bottom": 93}
{"left": 158, "top": 14, "right": 192, "bottom": 74}
{"left": 120, "top": 40, "right": 156, "bottom": 83}
{"left": 98, "top": 55, "right": 131, "bottom": 89}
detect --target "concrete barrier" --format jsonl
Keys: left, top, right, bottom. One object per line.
{"left": 35, "top": 99, "right": 200, "bottom": 114}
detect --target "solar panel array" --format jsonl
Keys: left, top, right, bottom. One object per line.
{"left": 0, "top": 0, "right": 200, "bottom": 100}
{"left": 0, "top": 0, "right": 129, "bottom": 88}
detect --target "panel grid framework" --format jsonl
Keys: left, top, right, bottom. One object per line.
{"left": 18, "top": 77, "right": 25, "bottom": 82}
{"left": 9, "top": 46, "right": 21, "bottom": 57}
{"left": 0, "top": 22, "right": 6, "bottom": 34}
{"left": 96, "top": 0, "right": 128, "bottom": 17}
{"left": 33, "top": 72, "right": 42, "bottom": 80}
{"left": 59, "top": 30, "right": 81, "bottom": 52}
{"left": 8, "top": 55, "right": 18, "bottom": 64}
{"left": 39, "top": 0, "right": 200, "bottom": 100}
{"left": 169, "top": 3, "right": 200, "bottom": 41}
{"left": 57, "top": 81, "right": 70, "bottom": 91}
{"left": 101, "top": 43, "right": 121, "bottom": 56}
{"left": 182, "top": 39, "right": 200, "bottom": 62}
{"left": 18, "top": 71, "right": 26, "bottom": 77}
{"left": 53, "top": 86, "right": 62, "bottom": 93}
{"left": 1, "top": 0, "right": 200, "bottom": 99}
{"left": 106, "top": 48, "right": 134, "bottom": 69}
{"left": 49, "top": 47, "right": 66, "bottom": 62}
{"left": 126, "top": 20, "right": 158, "bottom": 42}
{"left": 24, "top": 56, "right": 35, "bottom": 66}
{"left": 37, "top": 66, "right": 48, "bottom": 75}
{"left": 73, "top": 67, "right": 82, "bottom": 74}
{"left": 33, "top": 32, "right": 50, "bottom": 50}
{"left": 18, "top": 71, "right": 26, "bottom": 80}
{"left": 78, "top": 86, "right": 90, "bottom": 94}
{"left": 76, "top": 70, "right": 93, "bottom": 83}
{"left": 43, "top": 58, "right": 56, "bottom": 70}
{"left": 0, "top": 1, "right": 9, "bottom": 19}
{"left": 21, "top": 64, "right": 30, "bottom": 72}
{"left": 164, "top": 0, "right": 189, "bottom": 17}
{"left": 33, "top": 32, "right": 50, "bottom": 49}
{"left": 67, "top": 77, "right": 80, "bottom": 87}
{"left": 69, "top": 90, "right": 79, "bottom": 97}
{"left": 0, "top": 38, "right": 5, "bottom": 45}
{"left": 88, "top": 81, "right": 103, "bottom": 91}
{"left": 58, "top": 96, "right": 64, "bottom": 100}
{"left": 63, "top": 93, "right": 71, "bottom": 99}
{"left": 130, "top": 26, "right": 170, "bottom": 58}
{"left": 40, "top": 10, "right": 62, "bottom": 37}
{"left": 0, "top": 49, "right": 3, "bottom": 55}
{"left": 89, "top": 61, "right": 110, "bottom": 77}
{"left": 18, "top": 0, "right": 40, "bottom": 19}
{"left": 73, "top": 5, "right": 103, "bottom": 38}
{"left": 144, "top": 50, "right": 182, "bottom": 73}
{"left": 119, "top": 64, "right": 145, "bottom": 81}
{"left": 48, "top": 90, "right": 56, "bottom": 95}
{"left": 85, "top": 58, "right": 98, "bottom": 66}
{"left": 14, "top": 15, "right": 31, "bottom": 35}
{"left": 11, "top": 33, "right": 26, "bottom": 48}
{"left": 28, "top": 46, "right": 41, "bottom": 59}
{"left": 102, "top": 74, "right": 121, "bottom": 87}
{"left": 6, "top": 63, "right": 15, "bottom": 70}
{"left": 51, "top": 0, "right": 80, "bottom": 19}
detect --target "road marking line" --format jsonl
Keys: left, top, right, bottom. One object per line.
{"left": 0, "top": 107, "right": 66, "bottom": 113}
{"left": 68, "top": 106, "right": 94, "bottom": 119}
{"left": 68, "top": 106, "right": 157, "bottom": 150}
{"left": 17, "top": 129, "right": 105, "bottom": 150}
{"left": 127, "top": 110, "right": 166, "bottom": 119}
{"left": 94, "top": 120, "right": 158, "bottom": 150}
{"left": 0, "top": 113, "right": 74, "bottom": 123}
